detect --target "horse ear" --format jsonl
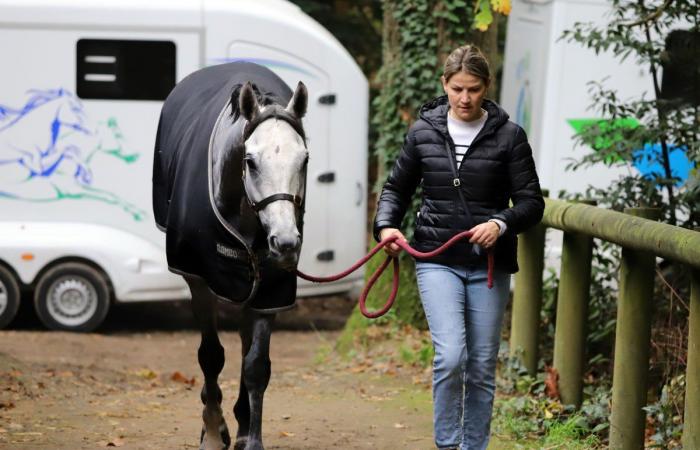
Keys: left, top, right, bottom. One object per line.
{"left": 239, "top": 82, "right": 259, "bottom": 121}
{"left": 286, "top": 82, "right": 307, "bottom": 118}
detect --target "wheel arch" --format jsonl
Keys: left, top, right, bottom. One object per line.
{"left": 0, "top": 259, "right": 25, "bottom": 290}
{"left": 32, "top": 257, "right": 115, "bottom": 303}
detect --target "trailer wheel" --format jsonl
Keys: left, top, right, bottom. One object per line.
{"left": 34, "top": 262, "right": 110, "bottom": 332}
{"left": 0, "top": 265, "right": 21, "bottom": 329}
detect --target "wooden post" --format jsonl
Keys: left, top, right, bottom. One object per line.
{"left": 511, "top": 191, "right": 548, "bottom": 375}
{"left": 609, "top": 207, "right": 660, "bottom": 450}
{"left": 683, "top": 238, "right": 700, "bottom": 449}
{"left": 552, "top": 201, "right": 595, "bottom": 407}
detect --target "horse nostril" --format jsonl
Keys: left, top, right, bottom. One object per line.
{"left": 269, "top": 235, "right": 279, "bottom": 251}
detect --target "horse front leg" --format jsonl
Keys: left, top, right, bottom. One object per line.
{"left": 239, "top": 309, "right": 275, "bottom": 450}
{"left": 232, "top": 319, "right": 252, "bottom": 450}
{"left": 186, "top": 276, "right": 231, "bottom": 450}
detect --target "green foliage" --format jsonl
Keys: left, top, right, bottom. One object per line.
{"left": 495, "top": 346, "right": 612, "bottom": 446}
{"left": 398, "top": 336, "right": 434, "bottom": 368}
{"left": 644, "top": 374, "right": 686, "bottom": 448}
{"left": 561, "top": 0, "right": 700, "bottom": 227}
{"left": 289, "top": 1, "right": 382, "bottom": 77}
{"left": 373, "top": 0, "right": 475, "bottom": 196}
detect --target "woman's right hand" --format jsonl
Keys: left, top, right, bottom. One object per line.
{"left": 379, "top": 228, "right": 406, "bottom": 258}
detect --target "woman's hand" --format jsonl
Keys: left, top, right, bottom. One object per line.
{"left": 468, "top": 221, "right": 500, "bottom": 249}
{"left": 379, "top": 228, "right": 406, "bottom": 258}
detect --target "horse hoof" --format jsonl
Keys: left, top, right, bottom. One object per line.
{"left": 199, "top": 421, "right": 231, "bottom": 450}
{"left": 243, "top": 440, "right": 264, "bottom": 450}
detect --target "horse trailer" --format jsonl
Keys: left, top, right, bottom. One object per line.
{"left": 500, "top": 0, "right": 695, "bottom": 271}
{"left": 0, "top": 0, "right": 369, "bottom": 331}
{"left": 500, "top": 0, "right": 694, "bottom": 197}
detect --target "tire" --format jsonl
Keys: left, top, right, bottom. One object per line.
{"left": 0, "top": 265, "right": 21, "bottom": 329}
{"left": 33, "top": 262, "right": 111, "bottom": 332}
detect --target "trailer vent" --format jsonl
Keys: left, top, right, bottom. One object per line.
{"left": 76, "top": 39, "right": 176, "bottom": 101}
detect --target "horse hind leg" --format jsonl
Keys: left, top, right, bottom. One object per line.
{"left": 186, "top": 276, "right": 231, "bottom": 450}
{"left": 239, "top": 309, "right": 275, "bottom": 450}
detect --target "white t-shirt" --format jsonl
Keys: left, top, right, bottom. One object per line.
{"left": 447, "top": 108, "right": 507, "bottom": 236}
{"left": 447, "top": 109, "right": 488, "bottom": 166}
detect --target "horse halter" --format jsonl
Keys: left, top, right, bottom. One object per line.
{"left": 241, "top": 106, "right": 307, "bottom": 214}
{"left": 246, "top": 192, "right": 303, "bottom": 213}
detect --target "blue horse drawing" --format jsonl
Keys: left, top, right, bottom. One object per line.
{"left": 0, "top": 88, "right": 145, "bottom": 220}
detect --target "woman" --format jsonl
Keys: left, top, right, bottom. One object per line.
{"left": 374, "top": 45, "right": 544, "bottom": 450}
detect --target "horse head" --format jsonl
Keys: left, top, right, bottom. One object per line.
{"left": 238, "top": 81, "right": 308, "bottom": 270}
{"left": 53, "top": 89, "right": 90, "bottom": 137}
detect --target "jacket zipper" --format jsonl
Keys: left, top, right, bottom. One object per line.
{"left": 443, "top": 139, "right": 475, "bottom": 232}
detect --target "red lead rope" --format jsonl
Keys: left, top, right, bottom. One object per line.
{"left": 296, "top": 230, "right": 494, "bottom": 319}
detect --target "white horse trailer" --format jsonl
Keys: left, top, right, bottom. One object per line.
{"left": 0, "top": 0, "right": 369, "bottom": 331}
{"left": 501, "top": 0, "right": 693, "bottom": 196}
{"left": 500, "top": 0, "right": 694, "bottom": 271}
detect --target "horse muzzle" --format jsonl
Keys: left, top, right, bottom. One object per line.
{"left": 268, "top": 234, "right": 301, "bottom": 270}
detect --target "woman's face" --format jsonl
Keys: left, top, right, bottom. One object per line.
{"left": 442, "top": 71, "right": 488, "bottom": 122}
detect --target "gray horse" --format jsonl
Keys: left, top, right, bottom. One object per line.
{"left": 153, "top": 62, "right": 309, "bottom": 450}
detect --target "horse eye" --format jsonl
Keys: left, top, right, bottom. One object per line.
{"left": 245, "top": 157, "right": 258, "bottom": 171}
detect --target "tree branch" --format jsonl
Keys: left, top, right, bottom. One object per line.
{"left": 621, "top": 0, "right": 674, "bottom": 27}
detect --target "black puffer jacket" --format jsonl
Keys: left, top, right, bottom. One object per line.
{"left": 373, "top": 96, "right": 544, "bottom": 273}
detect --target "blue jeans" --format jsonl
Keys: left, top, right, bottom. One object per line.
{"left": 415, "top": 262, "right": 511, "bottom": 450}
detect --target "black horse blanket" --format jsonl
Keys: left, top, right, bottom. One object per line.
{"left": 153, "top": 62, "right": 299, "bottom": 312}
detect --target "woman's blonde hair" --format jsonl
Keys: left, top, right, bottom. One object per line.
{"left": 442, "top": 44, "right": 491, "bottom": 85}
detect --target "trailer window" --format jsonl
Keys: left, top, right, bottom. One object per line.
{"left": 77, "top": 39, "right": 176, "bottom": 101}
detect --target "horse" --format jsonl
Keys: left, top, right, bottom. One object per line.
{"left": 152, "top": 61, "right": 309, "bottom": 450}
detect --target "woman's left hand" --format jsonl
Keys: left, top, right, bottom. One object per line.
{"left": 468, "top": 222, "right": 500, "bottom": 249}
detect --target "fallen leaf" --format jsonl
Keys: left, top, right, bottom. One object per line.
{"left": 279, "top": 431, "right": 295, "bottom": 437}
{"left": 134, "top": 369, "right": 158, "bottom": 380}
{"left": 170, "top": 372, "right": 196, "bottom": 386}
{"left": 544, "top": 366, "right": 560, "bottom": 400}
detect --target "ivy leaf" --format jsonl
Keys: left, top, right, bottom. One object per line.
{"left": 473, "top": 0, "right": 493, "bottom": 31}
{"left": 490, "top": 0, "right": 511, "bottom": 15}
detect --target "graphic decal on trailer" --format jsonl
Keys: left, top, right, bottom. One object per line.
{"left": 0, "top": 88, "right": 145, "bottom": 220}
{"left": 208, "top": 57, "right": 319, "bottom": 79}
{"left": 567, "top": 118, "right": 693, "bottom": 186}
{"left": 514, "top": 54, "right": 532, "bottom": 136}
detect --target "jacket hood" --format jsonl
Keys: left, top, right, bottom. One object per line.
{"left": 418, "top": 96, "right": 510, "bottom": 137}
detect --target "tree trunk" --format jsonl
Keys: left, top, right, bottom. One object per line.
{"left": 470, "top": 15, "right": 501, "bottom": 98}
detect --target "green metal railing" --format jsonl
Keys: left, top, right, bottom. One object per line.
{"left": 510, "top": 198, "right": 700, "bottom": 450}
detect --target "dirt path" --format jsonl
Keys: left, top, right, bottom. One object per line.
{"left": 0, "top": 327, "right": 441, "bottom": 450}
